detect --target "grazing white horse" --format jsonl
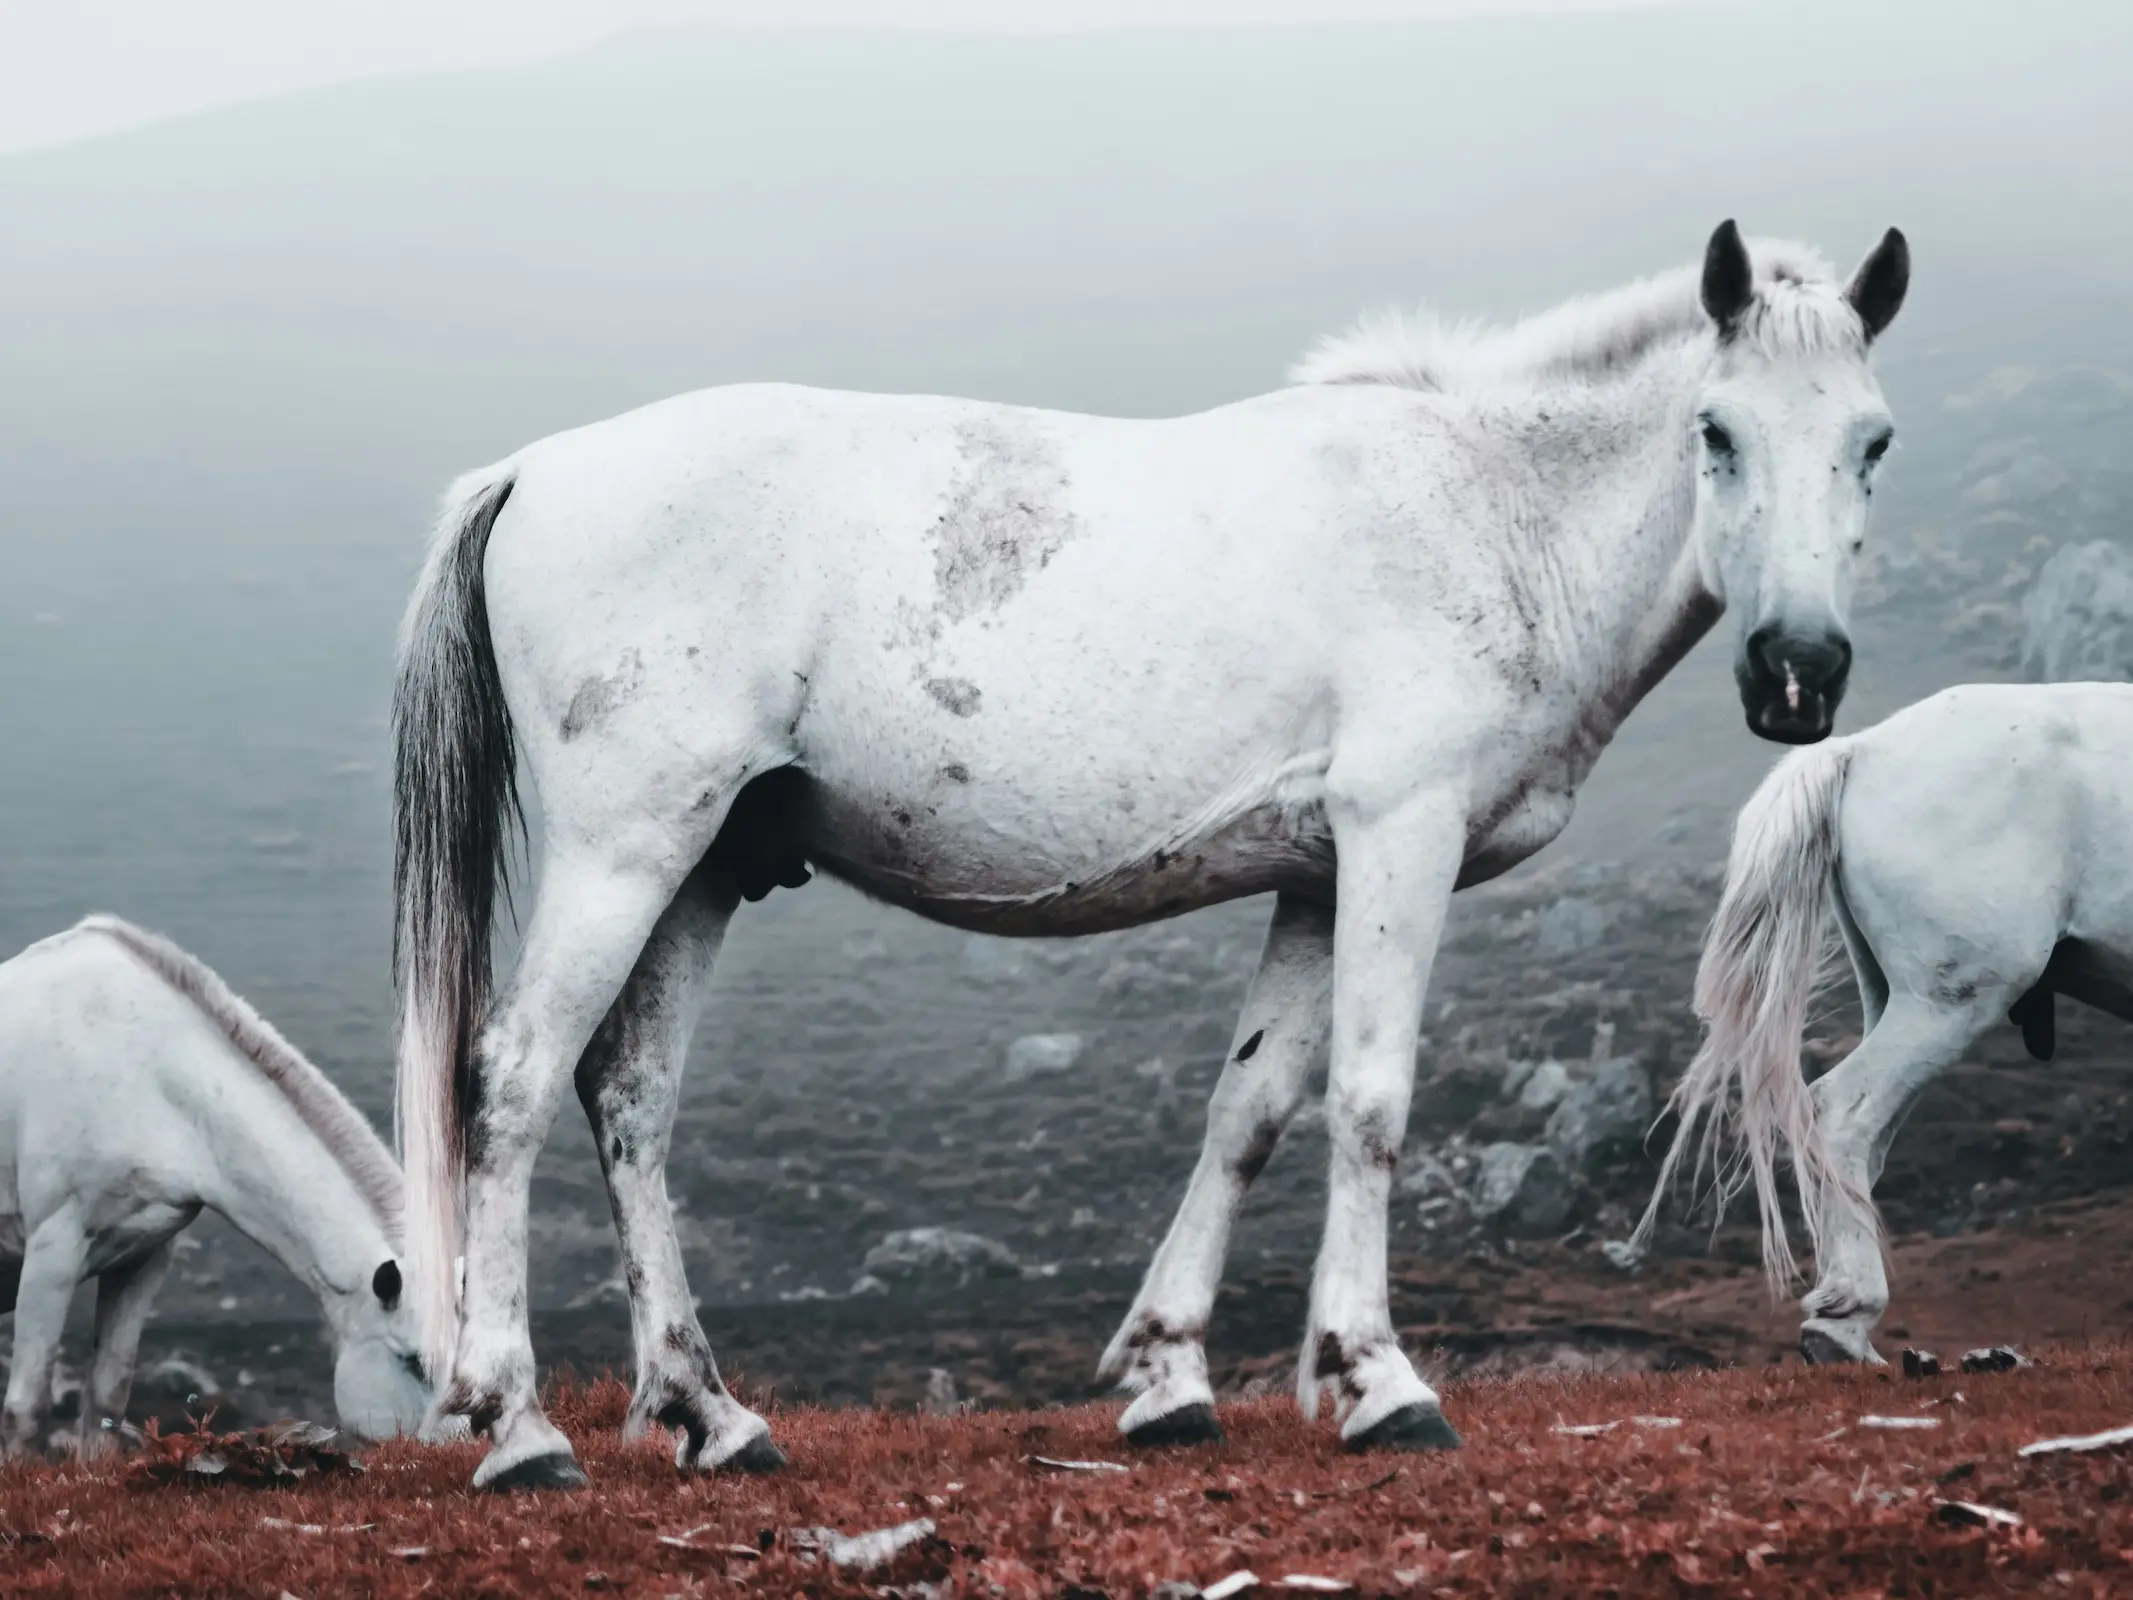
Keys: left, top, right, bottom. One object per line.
{"left": 394, "top": 219, "right": 1910, "bottom": 1488}
{"left": 1642, "top": 682, "right": 2133, "bottom": 1365}
{"left": 0, "top": 917, "right": 431, "bottom": 1454}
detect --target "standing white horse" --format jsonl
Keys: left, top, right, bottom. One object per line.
{"left": 0, "top": 917, "right": 431, "bottom": 1454}
{"left": 395, "top": 220, "right": 1909, "bottom": 1488}
{"left": 1641, "top": 682, "right": 2133, "bottom": 1365}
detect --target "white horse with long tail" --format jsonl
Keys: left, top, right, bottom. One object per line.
{"left": 1641, "top": 681, "right": 2133, "bottom": 1365}
{"left": 394, "top": 219, "right": 1909, "bottom": 1489}
{"left": 0, "top": 917, "right": 431, "bottom": 1455}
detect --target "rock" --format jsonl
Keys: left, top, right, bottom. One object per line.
{"left": 860, "top": 1227, "right": 1021, "bottom": 1289}
{"left": 1004, "top": 1032, "right": 1086, "bottom": 1082}
{"left": 1467, "top": 1142, "right": 1573, "bottom": 1237}
{"left": 1534, "top": 895, "right": 1610, "bottom": 957}
{"left": 1545, "top": 1056, "right": 1656, "bottom": 1171}
{"left": 1395, "top": 1146, "right": 1463, "bottom": 1202}
{"left": 1600, "top": 1239, "right": 1644, "bottom": 1272}
{"left": 1515, "top": 1059, "right": 1573, "bottom": 1112}
{"left": 2021, "top": 541, "right": 2133, "bottom": 683}
{"left": 1902, "top": 1347, "right": 1941, "bottom": 1379}
{"left": 1960, "top": 1346, "right": 2029, "bottom": 1373}
{"left": 1412, "top": 1057, "right": 1500, "bottom": 1133}
{"left": 790, "top": 1517, "right": 938, "bottom": 1572}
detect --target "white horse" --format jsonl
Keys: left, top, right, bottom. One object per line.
{"left": 393, "top": 219, "right": 1909, "bottom": 1488}
{"left": 1642, "top": 681, "right": 2133, "bottom": 1364}
{"left": 0, "top": 917, "right": 431, "bottom": 1454}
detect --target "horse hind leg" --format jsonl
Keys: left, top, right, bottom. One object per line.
{"left": 1799, "top": 992, "right": 1998, "bottom": 1365}
{"left": 1100, "top": 893, "right": 1333, "bottom": 1446}
{"left": 573, "top": 861, "right": 781, "bottom": 1473}
{"left": 444, "top": 831, "right": 727, "bottom": 1492}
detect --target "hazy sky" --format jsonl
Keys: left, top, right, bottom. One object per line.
{"left": 3, "top": 0, "right": 1686, "bottom": 153}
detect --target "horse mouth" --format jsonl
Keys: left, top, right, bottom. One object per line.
{"left": 1747, "top": 690, "right": 1836, "bottom": 744}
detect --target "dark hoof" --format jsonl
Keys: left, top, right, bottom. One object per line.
{"left": 481, "top": 1451, "right": 589, "bottom": 1492}
{"left": 1800, "top": 1328, "right": 1863, "bottom": 1367}
{"left": 1345, "top": 1401, "right": 1461, "bottom": 1453}
{"left": 722, "top": 1432, "right": 787, "bottom": 1474}
{"left": 1125, "top": 1403, "right": 1226, "bottom": 1448}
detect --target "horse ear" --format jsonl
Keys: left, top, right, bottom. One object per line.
{"left": 1700, "top": 219, "right": 1755, "bottom": 335}
{"left": 1845, "top": 226, "right": 1910, "bottom": 343}
{"left": 372, "top": 1259, "right": 402, "bottom": 1310}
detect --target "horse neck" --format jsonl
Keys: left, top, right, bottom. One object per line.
{"left": 192, "top": 1064, "right": 390, "bottom": 1345}
{"left": 1501, "top": 344, "right": 1719, "bottom": 734}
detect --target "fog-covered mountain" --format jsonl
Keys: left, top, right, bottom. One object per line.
{"left": 1, "top": 3, "right": 2129, "bottom": 1344}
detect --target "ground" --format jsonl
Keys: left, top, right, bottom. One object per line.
{"left": 9, "top": 1352, "right": 2133, "bottom": 1597}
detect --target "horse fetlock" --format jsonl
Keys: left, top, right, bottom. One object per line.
{"left": 1331, "top": 1343, "right": 1437, "bottom": 1441}
{"left": 471, "top": 1403, "right": 583, "bottom": 1491}
{"left": 676, "top": 1408, "right": 781, "bottom": 1474}
{"left": 1100, "top": 1311, "right": 1208, "bottom": 1392}
{"left": 1, "top": 1408, "right": 41, "bottom": 1459}
{"left": 1801, "top": 1274, "right": 1886, "bottom": 1324}
{"left": 1116, "top": 1340, "right": 1217, "bottom": 1442}
{"left": 1301, "top": 1324, "right": 1430, "bottom": 1431}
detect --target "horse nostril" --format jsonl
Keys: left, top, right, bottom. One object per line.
{"left": 1747, "top": 624, "right": 1778, "bottom": 673}
{"left": 1750, "top": 625, "right": 1850, "bottom": 693}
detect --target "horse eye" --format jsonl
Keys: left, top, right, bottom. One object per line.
{"left": 1700, "top": 419, "right": 1734, "bottom": 455}
{"left": 1863, "top": 432, "right": 1892, "bottom": 465}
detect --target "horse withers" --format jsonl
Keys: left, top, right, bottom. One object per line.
{"left": 393, "top": 219, "right": 1909, "bottom": 1488}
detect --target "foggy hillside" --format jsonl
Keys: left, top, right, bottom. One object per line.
{"left": 2, "top": 1, "right": 2131, "bottom": 1342}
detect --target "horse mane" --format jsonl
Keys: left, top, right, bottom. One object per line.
{"left": 77, "top": 915, "right": 405, "bottom": 1246}
{"left": 1291, "top": 239, "right": 1857, "bottom": 393}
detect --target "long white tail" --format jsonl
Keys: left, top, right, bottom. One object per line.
{"left": 1634, "top": 738, "right": 1862, "bottom": 1292}
{"left": 392, "top": 463, "right": 522, "bottom": 1379}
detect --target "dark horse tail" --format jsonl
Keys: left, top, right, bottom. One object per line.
{"left": 392, "top": 464, "right": 522, "bottom": 1379}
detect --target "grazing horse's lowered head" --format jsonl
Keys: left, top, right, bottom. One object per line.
{"left": 1689, "top": 219, "right": 1909, "bottom": 742}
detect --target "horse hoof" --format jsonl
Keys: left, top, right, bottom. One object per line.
{"left": 1124, "top": 1403, "right": 1226, "bottom": 1448}
{"left": 1344, "top": 1401, "right": 1462, "bottom": 1453}
{"left": 1800, "top": 1327, "right": 1874, "bottom": 1367}
{"left": 721, "top": 1432, "right": 787, "bottom": 1474}
{"left": 477, "top": 1450, "right": 589, "bottom": 1492}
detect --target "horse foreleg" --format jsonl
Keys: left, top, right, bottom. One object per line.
{"left": 441, "top": 846, "right": 701, "bottom": 1492}
{"left": 1800, "top": 994, "right": 1992, "bottom": 1365}
{"left": 573, "top": 865, "right": 781, "bottom": 1474}
{"left": 1100, "top": 892, "right": 1334, "bottom": 1446}
{"left": 83, "top": 1235, "right": 179, "bottom": 1455}
{"left": 3, "top": 1210, "right": 87, "bottom": 1457}
{"left": 1302, "top": 790, "right": 1464, "bottom": 1451}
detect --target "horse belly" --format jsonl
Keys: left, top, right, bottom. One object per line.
{"left": 813, "top": 801, "right": 1332, "bottom": 935}
{"left": 793, "top": 678, "right": 1330, "bottom": 938}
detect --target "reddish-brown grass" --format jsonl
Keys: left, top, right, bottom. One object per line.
{"left": 8, "top": 1352, "right": 2133, "bottom": 1597}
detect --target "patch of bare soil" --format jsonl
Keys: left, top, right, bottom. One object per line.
{"left": 11, "top": 1355, "right": 2133, "bottom": 1597}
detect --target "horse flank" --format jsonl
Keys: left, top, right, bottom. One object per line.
{"left": 1634, "top": 740, "right": 1863, "bottom": 1291}
{"left": 1291, "top": 239, "right": 1854, "bottom": 393}
{"left": 75, "top": 914, "right": 405, "bottom": 1243}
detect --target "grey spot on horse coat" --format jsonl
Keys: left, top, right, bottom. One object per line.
{"left": 1233, "top": 1119, "right": 1281, "bottom": 1184}
{"left": 941, "top": 762, "right": 971, "bottom": 785}
{"left": 930, "top": 421, "right": 1082, "bottom": 623}
{"left": 924, "top": 677, "right": 984, "bottom": 717}
{"left": 1235, "top": 1029, "right": 1265, "bottom": 1062}
{"left": 560, "top": 649, "right": 644, "bottom": 741}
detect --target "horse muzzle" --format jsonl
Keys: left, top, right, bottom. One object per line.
{"left": 1737, "top": 622, "right": 1851, "bottom": 745}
